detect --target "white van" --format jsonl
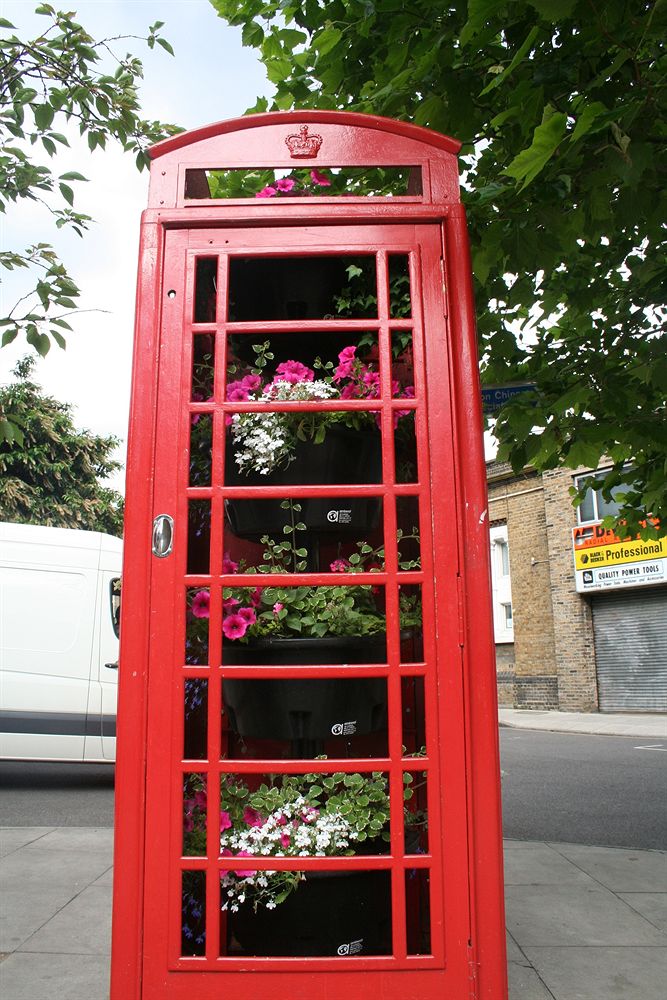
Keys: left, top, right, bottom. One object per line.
{"left": 0, "top": 522, "right": 122, "bottom": 762}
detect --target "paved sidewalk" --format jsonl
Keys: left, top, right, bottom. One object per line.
{"left": 499, "top": 708, "right": 667, "bottom": 739}
{"left": 0, "top": 827, "right": 665, "bottom": 999}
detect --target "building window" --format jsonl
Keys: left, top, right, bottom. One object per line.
{"left": 496, "top": 538, "right": 510, "bottom": 576}
{"left": 489, "top": 524, "right": 513, "bottom": 644}
{"left": 502, "top": 603, "right": 513, "bottom": 629}
{"left": 575, "top": 469, "right": 631, "bottom": 524}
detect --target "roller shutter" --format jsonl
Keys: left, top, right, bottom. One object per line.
{"left": 592, "top": 587, "right": 667, "bottom": 712}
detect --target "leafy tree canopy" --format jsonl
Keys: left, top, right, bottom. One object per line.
{"left": 0, "top": 3, "right": 179, "bottom": 362}
{"left": 0, "top": 355, "right": 124, "bottom": 535}
{"left": 211, "top": 0, "right": 666, "bottom": 537}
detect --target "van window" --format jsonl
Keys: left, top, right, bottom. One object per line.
{"left": 110, "top": 577, "right": 121, "bottom": 638}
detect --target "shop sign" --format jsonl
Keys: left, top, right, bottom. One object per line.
{"left": 572, "top": 523, "right": 667, "bottom": 593}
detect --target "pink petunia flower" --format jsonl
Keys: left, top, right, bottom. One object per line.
{"left": 219, "top": 810, "right": 232, "bottom": 832}
{"left": 222, "top": 614, "right": 248, "bottom": 640}
{"left": 223, "top": 596, "right": 240, "bottom": 609}
{"left": 330, "top": 559, "right": 351, "bottom": 572}
{"left": 273, "top": 602, "right": 284, "bottom": 615}
{"left": 256, "top": 185, "right": 277, "bottom": 198}
{"left": 237, "top": 606, "right": 257, "bottom": 626}
{"left": 273, "top": 360, "right": 315, "bottom": 384}
{"left": 241, "top": 373, "right": 262, "bottom": 393}
{"left": 249, "top": 587, "right": 264, "bottom": 607}
{"left": 310, "top": 169, "right": 331, "bottom": 187}
{"left": 280, "top": 832, "right": 291, "bottom": 848}
{"left": 340, "top": 382, "right": 360, "bottom": 399}
{"left": 194, "top": 790, "right": 207, "bottom": 810}
{"left": 222, "top": 553, "right": 239, "bottom": 575}
{"left": 191, "top": 590, "right": 210, "bottom": 619}
{"left": 243, "top": 807, "right": 264, "bottom": 828}
{"left": 275, "top": 177, "right": 296, "bottom": 192}
{"left": 226, "top": 382, "right": 250, "bottom": 402}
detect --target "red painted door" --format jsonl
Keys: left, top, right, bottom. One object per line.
{"left": 140, "top": 221, "right": 470, "bottom": 998}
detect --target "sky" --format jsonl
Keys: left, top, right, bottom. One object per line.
{"left": 1, "top": 0, "right": 271, "bottom": 491}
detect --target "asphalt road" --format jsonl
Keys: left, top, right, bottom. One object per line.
{"left": 500, "top": 728, "right": 667, "bottom": 850}
{"left": 1, "top": 729, "right": 665, "bottom": 849}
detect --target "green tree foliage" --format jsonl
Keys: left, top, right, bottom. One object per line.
{"left": 0, "top": 356, "right": 124, "bottom": 535}
{"left": 211, "top": 0, "right": 666, "bottom": 536}
{"left": 0, "top": 3, "right": 179, "bottom": 361}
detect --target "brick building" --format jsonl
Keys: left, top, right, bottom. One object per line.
{"left": 487, "top": 461, "right": 667, "bottom": 712}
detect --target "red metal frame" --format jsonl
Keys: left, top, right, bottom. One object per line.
{"left": 112, "top": 112, "right": 506, "bottom": 1000}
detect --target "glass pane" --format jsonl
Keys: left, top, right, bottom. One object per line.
{"left": 399, "top": 584, "right": 422, "bottom": 663}
{"left": 182, "top": 870, "right": 206, "bottom": 956}
{"left": 405, "top": 869, "right": 431, "bottom": 955}
{"left": 220, "top": 586, "right": 387, "bottom": 663}
{"left": 186, "top": 588, "right": 209, "bottom": 666}
{"left": 190, "top": 413, "right": 212, "bottom": 487}
{"left": 225, "top": 494, "right": 383, "bottom": 543}
{"left": 187, "top": 165, "right": 421, "bottom": 199}
{"left": 404, "top": 769, "right": 428, "bottom": 854}
{"left": 389, "top": 254, "right": 412, "bottom": 318}
{"left": 396, "top": 496, "right": 421, "bottom": 570}
{"left": 191, "top": 333, "right": 215, "bottom": 401}
{"left": 188, "top": 500, "right": 211, "bottom": 575}
{"left": 184, "top": 679, "right": 207, "bottom": 760}
{"left": 402, "top": 676, "right": 426, "bottom": 756}
{"left": 391, "top": 328, "right": 414, "bottom": 399}
{"left": 222, "top": 677, "right": 388, "bottom": 756}
{"left": 221, "top": 868, "right": 391, "bottom": 957}
{"left": 394, "top": 412, "right": 418, "bottom": 484}
{"left": 228, "top": 256, "right": 377, "bottom": 321}
{"left": 183, "top": 773, "right": 207, "bottom": 856}
{"left": 194, "top": 258, "right": 217, "bottom": 323}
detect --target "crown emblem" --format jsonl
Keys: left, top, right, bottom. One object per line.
{"left": 285, "top": 124, "right": 323, "bottom": 159}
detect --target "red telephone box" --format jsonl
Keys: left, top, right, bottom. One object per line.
{"left": 111, "top": 111, "right": 507, "bottom": 1000}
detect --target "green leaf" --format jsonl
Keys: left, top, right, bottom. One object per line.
{"left": 59, "top": 171, "right": 88, "bottom": 182}
{"left": 527, "top": 0, "right": 577, "bottom": 18}
{"left": 503, "top": 111, "right": 568, "bottom": 190}
{"left": 570, "top": 101, "right": 608, "bottom": 144}
{"left": 33, "top": 104, "right": 55, "bottom": 130}
{"left": 313, "top": 26, "right": 342, "bottom": 57}
{"left": 480, "top": 26, "right": 540, "bottom": 95}
{"left": 2, "top": 328, "right": 18, "bottom": 346}
{"left": 59, "top": 183, "right": 74, "bottom": 206}
{"left": 157, "top": 37, "right": 175, "bottom": 56}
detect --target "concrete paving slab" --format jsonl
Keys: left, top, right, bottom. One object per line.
{"left": 24, "top": 827, "right": 114, "bottom": 855}
{"left": 503, "top": 839, "right": 545, "bottom": 849}
{"left": 506, "top": 884, "right": 666, "bottom": 947}
{"left": 0, "top": 952, "right": 110, "bottom": 1000}
{"left": 0, "top": 828, "right": 55, "bottom": 859}
{"left": 507, "top": 961, "right": 556, "bottom": 999}
{"left": 18, "top": 885, "right": 112, "bottom": 956}
{"left": 523, "top": 945, "right": 667, "bottom": 1000}
{"left": 549, "top": 843, "right": 667, "bottom": 892}
{"left": 0, "top": 887, "right": 75, "bottom": 953}
{"left": 0, "top": 847, "right": 111, "bottom": 891}
{"left": 504, "top": 844, "right": 595, "bottom": 886}
{"left": 92, "top": 866, "right": 114, "bottom": 887}
{"left": 619, "top": 893, "right": 667, "bottom": 933}
{"left": 506, "top": 932, "right": 527, "bottom": 965}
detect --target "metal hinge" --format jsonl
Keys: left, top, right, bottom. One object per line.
{"left": 468, "top": 942, "right": 478, "bottom": 999}
{"left": 440, "top": 257, "right": 448, "bottom": 316}
{"left": 457, "top": 573, "right": 465, "bottom": 648}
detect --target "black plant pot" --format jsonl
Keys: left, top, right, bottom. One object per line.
{"left": 223, "top": 635, "right": 388, "bottom": 743}
{"left": 224, "top": 425, "right": 382, "bottom": 539}
{"left": 227, "top": 868, "right": 391, "bottom": 957}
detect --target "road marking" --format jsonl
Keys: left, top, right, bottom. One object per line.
{"left": 633, "top": 744, "right": 667, "bottom": 751}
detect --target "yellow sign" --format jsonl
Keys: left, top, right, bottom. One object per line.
{"left": 574, "top": 536, "right": 667, "bottom": 571}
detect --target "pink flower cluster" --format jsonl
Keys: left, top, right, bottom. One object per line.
{"left": 190, "top": 554, "right": 263, "bottom": 641}
{"left": 256, "top": 169, "right": 331, "bottom": 198}
{"left": 225, "top": 362, "right": 315, "bottom": 416}
{"left": 333, "top": 346, "right": 415, "bottom": 426}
